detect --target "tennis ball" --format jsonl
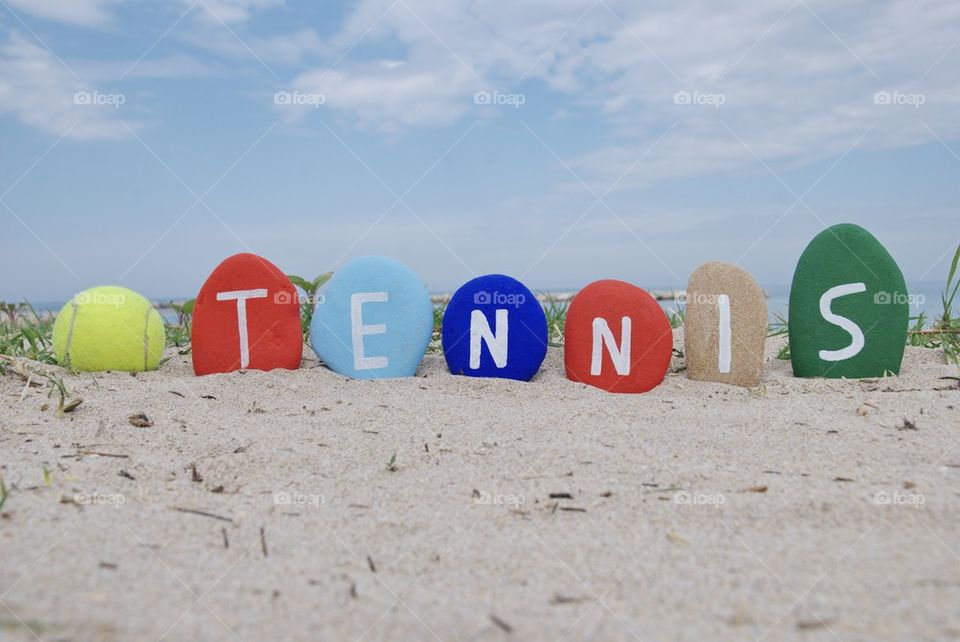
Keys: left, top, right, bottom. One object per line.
{"left": 53, "top": 286, "right": 166, "bottom": 372}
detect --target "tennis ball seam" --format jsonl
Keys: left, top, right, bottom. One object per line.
{"left": 63, "top": 297, "right": 79, "bottom": 369}
{"left": 143, "top": 305, "right": 151, "bottom": 370}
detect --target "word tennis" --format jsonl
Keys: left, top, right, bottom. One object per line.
{"left": 53, "top": 223, "right": 909, "bottom": 392}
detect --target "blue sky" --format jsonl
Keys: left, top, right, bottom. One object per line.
{"left": 1, "top": 0, "right": 958, "bottom": 302}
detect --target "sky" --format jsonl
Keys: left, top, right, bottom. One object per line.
{"left": 1, "top": 0, "right": 958, "bottom": 302}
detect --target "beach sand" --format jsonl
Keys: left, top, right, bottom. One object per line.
{"left": 1, "top": 332, "right": 958, "bottom": 641}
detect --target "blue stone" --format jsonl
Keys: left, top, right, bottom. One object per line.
{"left": 441, "top": 274, "right": 547, "bottom": 381}
{"left": 310, "top": 256, "right": 433, "bottom": 379}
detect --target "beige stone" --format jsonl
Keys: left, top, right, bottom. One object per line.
{"left": 684, "top": 261, "right": 767, "bottom": 387}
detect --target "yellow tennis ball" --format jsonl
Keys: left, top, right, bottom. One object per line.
{"left": 53, "top": 286, "right": 166, "bottom": 372}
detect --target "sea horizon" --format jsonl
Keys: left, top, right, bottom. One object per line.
{"left": 20, "top": 280, "right": 949, "bottom": 325}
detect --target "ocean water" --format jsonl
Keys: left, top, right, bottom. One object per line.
{"left": 26, "top": 282, "right": 950, "bottom": 326}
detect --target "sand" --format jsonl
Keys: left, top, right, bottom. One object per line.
{"left": 1, "top": 332, "right": 958, "bottom": 641}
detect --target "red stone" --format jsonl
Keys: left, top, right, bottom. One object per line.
{"left": 192, "top": 253, "right": 303, "bottom": 375}
{"left": 564, "top": 279, "right": 672, "bottom": 393}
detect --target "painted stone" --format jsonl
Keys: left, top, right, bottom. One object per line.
{"left": 564, "top": 279, "right": 673, "bottom": 393}
{"left": 310, "top": 256, "right": 432, "bottom": 379}
{"left": 192, "top": 253, "right": 302, "bottom": 375}
{"left": 684, "top": 262, "right": 767, "bottom": 387}
{"left": 789, "top": 223, "right": 909, "bottom": 378}
{"left": 441, "top": 274, "right": 547, "bottom": 381}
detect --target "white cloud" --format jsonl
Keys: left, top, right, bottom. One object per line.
{"left": 190, "top": 0, "right": 284, "bottom": 25}
{"left": 74, "top": 54, "right": 223, "bottom": 80}
{"left": 167, "top": 0, "right": 322, "bottom": 67}
{"left": 251, "top": 29, "right": 323, "bottom": 64}
{"left": 0, "top": 34, "right": 135, "bottom": 140}
{"left": 286, "top": 59, "right": 476, "bottom": 132}
{"left": 284, "top": 0, "right": 960, "bottom": 186}
{"left": 4, "top": 0, "right": 121, "bottom": 27}
{"left": 178, "top": 26, "right": 324, "bottom": 65}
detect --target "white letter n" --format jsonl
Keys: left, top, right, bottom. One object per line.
{"left": 470, "top": 309, "right": 508, "bottom": 369}
{"left": 217, "top": 289, "right": 268, "bottom": 369}
{"left": 351, "top": 292, "right": 389, "bottom": 371}
{"left": 591, "top": 316, "right": 631, "bottom": 376}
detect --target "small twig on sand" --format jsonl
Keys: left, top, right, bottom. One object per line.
{"left": 489, "top": 614, "right": 513, "bottom": 633}
{"left": 260, "top": 526, "right": 268, "bottom": 557}
{"left": 550, "top": 593, "right": 589, "bottom": 605}
{"left": 170, "top": 506, "right": 233, "bottom": 523}
{"left": 67, "top": 450, "right": 129, "bottom": 459}
{"left": 221, "top": 527, "right": 229, "bottom": 549}
{"left": 367, "top": 555, "right": 377, "bottom": 573}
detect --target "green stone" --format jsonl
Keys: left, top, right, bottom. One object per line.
{"left": 789, "top": 223, "right": 909, "bottom": 378}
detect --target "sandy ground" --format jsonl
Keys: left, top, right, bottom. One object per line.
{"left": 1, "top": 331, "right": 959, "bottom": 642}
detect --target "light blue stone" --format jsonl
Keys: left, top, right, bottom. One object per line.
{"left": 310, "top": 256, "right": 432, "bottom": 379}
